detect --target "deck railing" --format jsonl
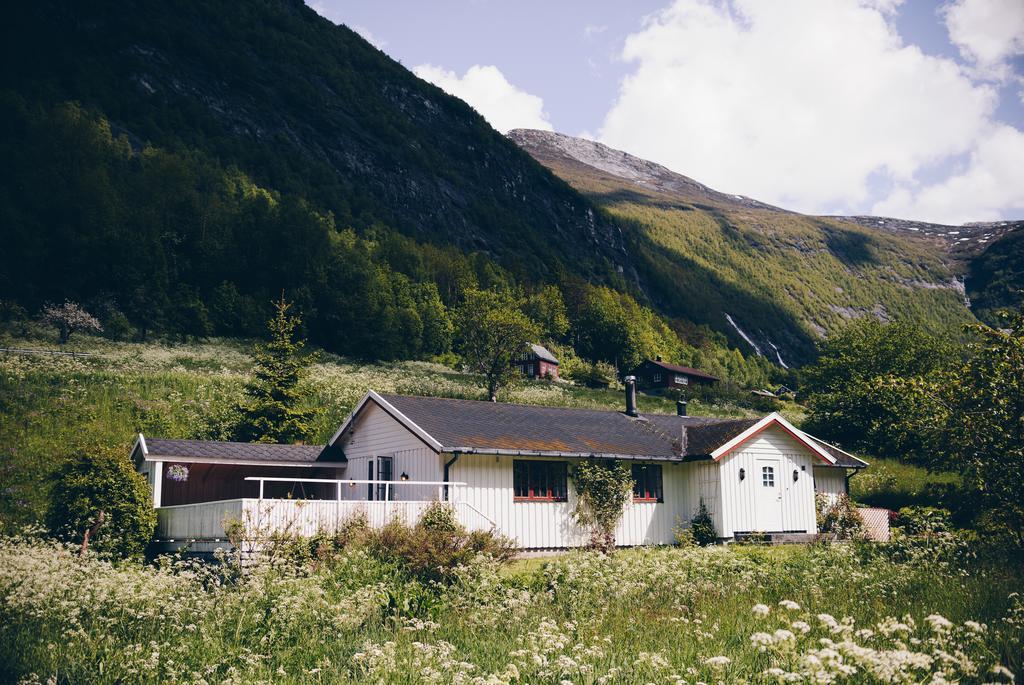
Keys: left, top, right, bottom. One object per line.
{"left": 156, "top": 496, "right": 495, "bottom": 542}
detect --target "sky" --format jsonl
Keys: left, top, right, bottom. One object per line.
{"left": 310, "top": 0, "right": 1024, "bottom": 225}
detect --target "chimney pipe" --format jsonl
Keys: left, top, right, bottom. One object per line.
{"left": 676, "top": 399, "right": 688, "bottom": 417}
{"left": 624, "top": 376, "right": 639, "bottom": 417}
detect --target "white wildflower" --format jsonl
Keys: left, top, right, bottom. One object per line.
{"left": 925, "top": 614, "right": 954, "bottom": 632}
{"left": 778, "top": 599, "right": 801, "bottom": 611}
{"left": 791, "top": 620, "right": 811, "bottom": 634}
{"left": 752, "top": 603, "right": 771, "bottom": 616}
{"left": 704, "top": 656, "right": 730, "bottom": 668}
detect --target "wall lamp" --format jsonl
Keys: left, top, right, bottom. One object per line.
{"left": 400, "top": 472, "right": 409, "bottom": 481}
{"left": 739, "top": 467, "right": 745, "bottom": 481}
{"left": 793, "top": 469, "right": 799, "bottom": 482}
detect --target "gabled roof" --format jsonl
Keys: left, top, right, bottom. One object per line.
{"left": 707, "top": 413, "right": 838, "bottom": 465}
{"left": 529, "top": 344, "right": 559, "bottom": 364}
{"left": 642, "top": 359, "right": 720, "bottom": 381}
{"left": 807, "top": 436, "right": 870, "bottom": 468}
{"left": 132, "top": 435, "right": 343, "bottom": 466}
{"left": 328, "top": 392, "right": 862, "bottom": 467}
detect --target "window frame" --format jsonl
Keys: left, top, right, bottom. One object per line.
{"left": 761, "top": 466, "right": 775, "bottom": 487}
{"left": 653, "top": 372, "right": 662, "bottom": 383}
{"left": 631, "top": 463, "right": 664, "bottom": 503}
{"left": 513, "top": 460, "right": 568, "bottom": 502}
{"left": 674, "top": 374, "right": 689, "bottom": 385}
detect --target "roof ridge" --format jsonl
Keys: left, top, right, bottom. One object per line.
{"left": 379, "top": 392, "right": 738, "bottom": 421}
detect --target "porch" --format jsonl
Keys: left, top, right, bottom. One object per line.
{"left": 152, "top": 477, "right": 495, "bottom": 553}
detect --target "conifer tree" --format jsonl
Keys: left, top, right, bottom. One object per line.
{"left": 232, "top": 295, "right": 318, "bottom": 444}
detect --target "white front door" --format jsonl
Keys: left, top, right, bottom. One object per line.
{"left": 755, "top": 458, "right": 783, "bottom": 531}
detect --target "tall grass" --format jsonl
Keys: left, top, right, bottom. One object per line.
{"left": 0, "top": 535, "right": 1020, "bottom": 684}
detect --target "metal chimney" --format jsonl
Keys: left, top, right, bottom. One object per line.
{"left": 624, "top": 376, "right": 639, "bottom": 417}
{"left": 676, "top": 399, "right": 688, "bottom": 417}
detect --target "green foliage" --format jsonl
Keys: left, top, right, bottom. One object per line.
{"left": 45, "top": 446, "right": 156, "bottom": 558}
{"left": 966, "top": 227, "right": 1024, "bottom": 326}
{"left": 802, "top": 319, "right": 952, "bottom": 458}
{"left": 895, "top": 506, "right": 952, "bottom": 537}
{"left": 454, "top": 289, "right": 540, "bottom": 401}
{"left": 690, "top": 501, "right": 717, "bottom": 546}
{"left": 232, "top": 297, "right": 318, "bottom": 444}
{"left": 901, "top": 309, "right": 1024, "bottom": 547}
{"left": 364, "top": 503, "right": 516, "bottom": 584}
{"left": 571, "top": 460, "right": 634, "bottom": 551}
{"left": 815, "top": 494, "right": 865, "bottom": 540}
{"left": 523, "top": 285, "right": 570, "bottom": 341}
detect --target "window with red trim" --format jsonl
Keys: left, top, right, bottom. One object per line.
{"left": 513, "top": 460, "right": 567, "bottom": 501}
{"left": 632, "top": 464, "right": 664, "bottom": 502}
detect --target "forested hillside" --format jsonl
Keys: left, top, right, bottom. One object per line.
{"left": 509, "top": 130, "right": 978, "bottom": 365}
{"left": 0, "top": 0, "right": 777, "bottom": 383}
{"left": 967, "top": 227, "right": 1024, "bottom": 325}
{"left": 0, "top": 0, "right": 997, "bottom": 378}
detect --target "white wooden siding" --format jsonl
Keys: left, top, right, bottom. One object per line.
{"left": 337, "top": 402, "right": 443, "bottom": 501}
{"left": 717, "top": 425, "right": 819, "bottom": 536}
{"left": 452, "top": 455, "right": 714, "bottom": 548}
{"left": 813, "top": 467, "right": 848, "bottom": 507}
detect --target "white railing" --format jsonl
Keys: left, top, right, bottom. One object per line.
{"left": 156, "top": 498, "right": 496, "bottom": 541}
{"left": 244, "top": 476, "right": 466, "bottom": 505}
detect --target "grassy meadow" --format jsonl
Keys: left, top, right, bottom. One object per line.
{"left": 1, "top": 533, "right": 1021, "bottom": 684}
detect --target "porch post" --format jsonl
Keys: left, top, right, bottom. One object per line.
{"left": 336, "top": 481, "right": 342, "bottom": 501}
{"left": 152, "top": 461, "right": 163, "bottom": 508}
{"left": 384, "top": 482, "right": 391, "bottom": 520}
{"left": 258, "top": 478, "right": 264, "bottom": 500}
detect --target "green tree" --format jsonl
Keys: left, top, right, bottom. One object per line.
{"left": 455, "top": 289, "right": 539, "bottom": 401}
{"left": 891, "top": 309, "right": 1024, "bottom": 545}
{"left": 802, "top": 319, "right": 951, "bottom": 456}
{"left": 232, "top": 296, "right": 318, "bottom": 444}
{"left": 572, "top": 459, "right": 634, "bottom": 551}
{"left": 46, "top": 445, "right": 156, "bottom": 558}
{"left": 523, "top": 285, "right": 570, "bottom": 341}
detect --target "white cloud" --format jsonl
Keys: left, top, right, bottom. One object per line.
{"left": 943, "top": 0, "right": 1024, "bottom": 79}
{"left": 584, "top": 24, "right": 608, "bottom": 38}
{"left": 872, "top": 124, "right": 1024, "bottom": 223}
{"left": 597, "top": 0, "right": 1005, "bottom": 220}
{"left": 413, "top": 64, "right": 554, "bottom": 133}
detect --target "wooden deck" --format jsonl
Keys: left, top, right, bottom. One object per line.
{"left": 155, "top": 498, "right": 496, "bottom": 545}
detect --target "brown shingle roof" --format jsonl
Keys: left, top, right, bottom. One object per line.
{"left": 645, "top": 360, "right": 720, "bottom": 381}
{"left": 143, "top": 438, "right": 340, "bottom": 464}
{"left": 807, "top": 436, "right": 869, "bottom": 468}
{"left": 379, "top": 394, "right": 762, "bottom": 460}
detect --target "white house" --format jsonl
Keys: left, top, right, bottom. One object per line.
{"left": 134, "top": 380, "right": 868, "bottom": 551}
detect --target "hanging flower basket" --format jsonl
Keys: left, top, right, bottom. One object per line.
{"left": 166, "top": 464, "right": 189, "bottom": 482}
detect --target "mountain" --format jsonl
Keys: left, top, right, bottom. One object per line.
{"left": 509, "top": 129, "right": 979, "bottom": 364}
{"left": 965, "top": 226, "right": 1024, "bottom": 325}
{"left": 0, "top": 0, "right": 633, "bottom": 288}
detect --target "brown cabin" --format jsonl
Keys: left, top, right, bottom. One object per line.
{"left": 633, "top": 358, "right": 719, "bottom": 392}
{"left": 513, "top": 344, "right": 560, "bottom": 380}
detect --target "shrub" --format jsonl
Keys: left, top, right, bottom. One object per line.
{"left": 816, "top": 493, "right": 864, "bottom": 540}
{"left": 39, "top": 300, "right": 102, "bottom": 344}
{"left": 366, "top": 503, "right": 516, "bottom": 583}
{"left": 45, "top": 446, "right": 156, "bottom": 558}
{"left": 895, "top": 505, "right": 952, "bottom": 537}
{"left": 690, "top": 501, "right": 717, "bottom": 546}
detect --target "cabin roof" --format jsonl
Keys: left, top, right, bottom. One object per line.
{"left": 529, "top": 344, "right": 559, "bottom": 364}
{"left": 806, "top": 436, "right": 870, "bottom": 468}
{"left": 642, "top": 359, "right": 720, "bottom": 381}
{"left": 136, "top": 438, "right": 343, "bottom": 465}
{"left": 372, "top": 394, "right": 836, "bottom": 463}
